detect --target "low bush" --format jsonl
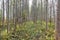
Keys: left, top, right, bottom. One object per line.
{"left": 0, "top": 21, "right": 55, "bottom": 40}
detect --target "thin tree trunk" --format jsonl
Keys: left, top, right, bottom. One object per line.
{"left": 6, "top": 0, "right": 9, "bottom": 33}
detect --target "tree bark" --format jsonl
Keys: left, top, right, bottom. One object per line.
{"left": 56, "top": 0, "right": 60, "bottom": 40}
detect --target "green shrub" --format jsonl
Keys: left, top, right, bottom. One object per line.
{"left": 0, "top": 21, "right": 55, "bottom": 40}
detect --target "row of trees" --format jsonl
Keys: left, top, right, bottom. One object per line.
{"left": 0, "top": 0, "right": 56, "bottom": 32}
{"left": 0, "top": 0, "right": 57, "bottom": 40}
{"left": 0, "top": 0, "right": 56, "bottom": 24}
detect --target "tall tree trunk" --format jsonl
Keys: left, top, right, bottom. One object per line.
{"left": 6, "top": 0, "right": 9, "bottom": 33}
{"left": 31, "top": 0, "right": 38, "bottom": 23}
{"left": 56, "top": 0, "right": 60, "bottom": 40}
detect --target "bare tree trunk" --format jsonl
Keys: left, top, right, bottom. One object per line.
{"left": 56, "top": 0, "right": 60, "bottom": 40}
{"left": 31, "top": 0, "right": 38, "bottom": 23}
{"left": 2, "top": 0, "right": 4, "bottom": 29}
{"left": 6, "top": 0, "right": 9, "bottom": 33}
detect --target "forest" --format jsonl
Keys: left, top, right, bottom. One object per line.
{"left": 0, "top": 0, "right": 57, "bottom": 40}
